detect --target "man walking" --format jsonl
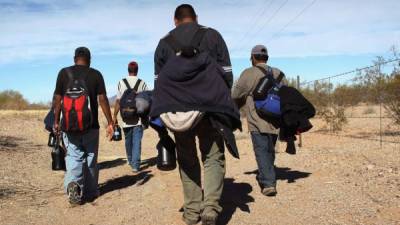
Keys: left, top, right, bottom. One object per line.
{"left": 113, "top": 61, "right": 148, "bottom": 173}
{"left": 53, "top": 47, "right": 114, "bottom": 205}
{"left": 153, "top": 4, "right": 234, "bottom": 225}
{"left": 232, "top": 45, "right": 287, "bottom": 196}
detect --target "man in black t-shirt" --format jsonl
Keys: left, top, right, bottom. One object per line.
{"left": 53, "top": 47, "right": 114, "bottom": 205}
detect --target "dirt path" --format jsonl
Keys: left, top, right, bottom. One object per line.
{"left": 0, "top": 111, "right": 399, "bottom": 225}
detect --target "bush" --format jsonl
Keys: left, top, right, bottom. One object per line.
{"left": 319, "top": 106, "right": 348, "bottom": 131}
{"left": 384, "top": 74, "right": 400, "bottom": 126}
{"left": 0, "top": 90, "right": 49, "bottom": 110}
{"left": 0, "top": 90, "right": 29, "bottom": 110}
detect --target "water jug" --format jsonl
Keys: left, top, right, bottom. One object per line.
{"left": 51, "top": 136, "right": 66, "bottom": 171}
{"left": 47, "top": 132, "right": 56, "bottom": 147}
{"left": 156, "top": 136, "right": 176, "bottom": 171}
{"left": 112, "top": 125, "right": 122, "bottom": 141}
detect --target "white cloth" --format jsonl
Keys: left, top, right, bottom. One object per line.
{"left": 116, "top": 75, "right": 148, "bottom": 128}
{"left": 160, "top": 111, "right": 203, "bottom": 132}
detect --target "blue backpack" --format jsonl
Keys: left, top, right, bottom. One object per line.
{"left": 253, "top": 66, "right": 284, "bottom": 119}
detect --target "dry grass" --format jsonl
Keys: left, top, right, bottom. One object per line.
{"left": 0, "top": 107, "right": 399, "bottom": 225}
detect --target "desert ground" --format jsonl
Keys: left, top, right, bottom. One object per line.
{"left": 0, "top": 108, "right": 399, "bottom": 225}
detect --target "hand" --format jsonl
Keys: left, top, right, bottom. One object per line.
{"left": 106, "top": 123, "right": 114, "bottom": 141}
{"left": 53, "top": 122, "right": 60, "bottom": 136}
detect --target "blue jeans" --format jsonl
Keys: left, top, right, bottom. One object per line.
{"left": 62, "top": 129, "right": 100, "bottom": 198}
{"left": 250, "top": 132, "right": 278, "bottom": 188}
{"left": 123, "top": 126, "right": 144, "bottom": 170}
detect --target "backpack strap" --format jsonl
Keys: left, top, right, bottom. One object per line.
{"left": 122, "top": 78, "right": 132, "bottom": 90}
{"left": 276, "top": 71, "right": 285, "bottom": 84}
{"left": 65, "top": 68, "right": 74, "bottom": 87}
{"left": 256, "top": 66, "right": 284, "bottom": 84}
{"left": 190, "top": 27, "right": 208, "bottom": 49}
{"left": 133, "top": 79, "right": 142, "bottom": 92}
{"left": 163, "top": 27, "right": 208, "bottom": 54}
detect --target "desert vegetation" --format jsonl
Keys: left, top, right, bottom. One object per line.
{"left": 0, "top": 90, "right": 49, "bottom": 110}
{"left": 299, "top": 50, "right": 400, "bottom": 131}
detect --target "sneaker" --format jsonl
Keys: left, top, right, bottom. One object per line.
{"left": 67, "top": 182, "right": 82, "bottom": 205}
{"left": 201, "top": 209, "right": 218, "bottom": 225}
{"left": 132, "top": 168, "right": 140, "bottom": 174}
{"left": 262, "top": 186, "right": 277, "bottom": 196}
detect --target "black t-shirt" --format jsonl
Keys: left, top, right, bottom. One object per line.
{"left": 54, "top": 65, "right": 106, "bottom": 129}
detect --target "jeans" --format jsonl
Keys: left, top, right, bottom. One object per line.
{"left": 174, "top": 119, "right": 225, "bottom": 222}
{"left": 63, "top": 129, "right": 100, "bottom": 199}
{"left": 123, "top": 126, "right": 144, "bottom": 170}
{"left": 250, "top": 132, "right": 278, "bottom": 188}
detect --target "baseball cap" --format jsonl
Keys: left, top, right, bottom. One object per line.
{"left": 74, "top": 47, "right": 91, "bottom": 59}
{"left": 251, "top": 45, "right": 268, "bottom": 56}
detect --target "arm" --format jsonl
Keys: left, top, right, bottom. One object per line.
{"left": 113, "top": 99, "right": 120, "bottom": 125}
{"left": 97, "top": 73, "right": 114, "bottom": 140}
{"left": 232, "top": 70, "right": 251, "bottom": 109}
{"left": 53, "top": 94, "right": 62, "bottom": 134}
{"left": 214, "top": 30, "right": 233, "bottom": 89}
{"left": 99, "top": 94, "right": 114, "bottom": 140}
{"left": 113, "top": 80, "right": 122, "bottom": 125}
{"left": 154, "top": 40, "right": 166, "bottom": 88}
{"left": 52, "top": 69, "right": 64, "bottom": 134}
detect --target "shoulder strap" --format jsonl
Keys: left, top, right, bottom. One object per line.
{"left": 133, "top": 79, "right": 142, "bottom": 92}
{"left": 122, "top": 78, "right": 132, "bottom": 90}
{"left": 163, "top": 34, "right": 183, "bottom": 53}
{"left": 65, "top": 68, "right": 74, "bottom": 84}
{"left": 276, "top": 71, "right": 285, "bottom": 84}
{"left": 256, "top": 66, "right": 284, "bottom": 84}
{"left": 190, "top": 27, "right": 208, "bottom": 48}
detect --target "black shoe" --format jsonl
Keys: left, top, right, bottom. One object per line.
{"left": 201, "top": 209, "right": 218, "bottom": 225}
{"left": 67, "top": 182, "right": 82, "bottom": 205}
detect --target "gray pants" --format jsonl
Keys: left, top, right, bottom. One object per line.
{"left": 174, "top": 118, "right": 225, "bottom": 222}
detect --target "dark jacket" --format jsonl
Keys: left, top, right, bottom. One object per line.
{"left": 154, "top": 22, "right": 233, "bottom": 88}
{"left": 152, "top": 23, "right": 241, "bottom": 158}
{"left": 149, "top": 52, "right": 240, "bottom": 125}
{"left": 277, "top": 86, "right": 315, "bottom": 154}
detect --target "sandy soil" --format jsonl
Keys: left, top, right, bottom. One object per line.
{"left": 0, "top": 110, "right": 399, "bottom": 225}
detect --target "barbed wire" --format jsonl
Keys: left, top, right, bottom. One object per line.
{"left": 308, "top": 131, "right": 400, "bottom": 144}
{"left": 300, "top": 58, "right": 400, "bottom": 86}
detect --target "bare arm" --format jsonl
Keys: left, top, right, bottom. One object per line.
{"left": 98, "top": 94, "right": 114, "bottom": 140}
{"left": 53, "top": 94, "right": 62, "bottom": 134}
{"left": 113, "top": 99, "right": 120, "bottom": 125}
{"left": 99, "top": 94, "right": 113, "bottom": 125}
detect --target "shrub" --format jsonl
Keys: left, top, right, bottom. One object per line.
{"left": 0, "top": 90, "right": 29, "bottom": 110}
{"left": 384, "top": 74, "right": 400, "bottom": 126}
{"left": 319, "top": 106, "right": 348, "bottom": 131}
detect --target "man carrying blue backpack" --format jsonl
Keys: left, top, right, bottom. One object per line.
{"left": 232, "top": 45, "right": 287, "bottom": 197}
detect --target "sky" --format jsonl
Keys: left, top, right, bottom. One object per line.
{"left": 0, "top": 0, "right": 399, "bottom": 103}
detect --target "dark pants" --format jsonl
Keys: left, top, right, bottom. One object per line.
{"left": 250, "top": 132, "right": 278, "bottom": 188}
{"left": 174, "top": 119, "right": 225, "bottom": 222}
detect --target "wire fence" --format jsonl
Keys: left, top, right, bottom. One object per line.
{"left": 296, "top": 58, "right": 400, "bottom": 147}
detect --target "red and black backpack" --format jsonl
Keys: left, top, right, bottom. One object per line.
{"left": 61, "top": 68, "right": 92, "bottom": 132}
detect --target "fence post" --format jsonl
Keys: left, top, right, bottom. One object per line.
{"left": 297, "top": 75, "right": 302, "bottom": 147}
